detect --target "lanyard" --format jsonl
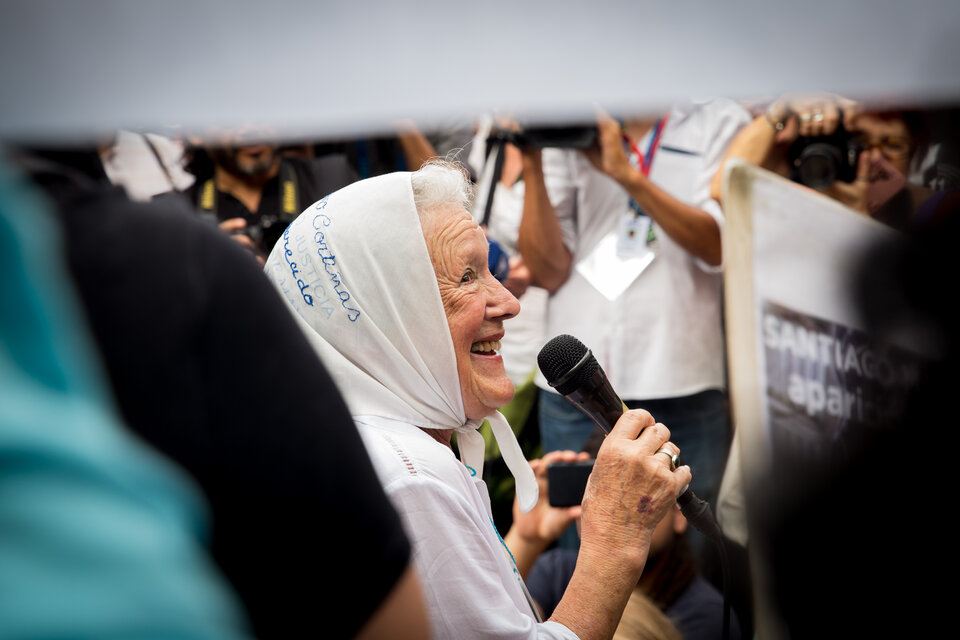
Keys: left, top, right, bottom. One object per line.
{"left": 622, "top": 115, "right": 669, "bottom": 224}
{"left": 623, "top": 114, "right": 669, "bottom": 177}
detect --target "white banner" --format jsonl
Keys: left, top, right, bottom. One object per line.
{"left": 720, "top": 161, "right": 932, "bottom": 638}
{"left": 2, "top": 1, "right": 959, "bottom": 141}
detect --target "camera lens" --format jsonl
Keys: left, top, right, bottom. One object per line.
{"left": 796, "top": 143, "right": 844, "bottom": 190}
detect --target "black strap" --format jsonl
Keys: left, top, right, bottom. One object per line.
{"left": 141, "top": 134, "right": 178, "bottom": 191}
{"left": 480, "top": 134, "right": 506, "bottom": 228}
{"left": 279, "top": 160, "right": 299, "bottom": 215}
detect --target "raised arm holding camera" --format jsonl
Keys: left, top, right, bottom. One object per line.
{"left": 710, "top": 93, "right": 921, "bottom": 228}
{"left": 516, "top": 101, "right": 750, "bottom": 540}
{"left": 583, "top": 112, "right": 730, "bottom": 266}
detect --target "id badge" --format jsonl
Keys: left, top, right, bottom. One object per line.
{"left": 577, "top": 231, "right": 654, "bottom": 301}
{"left": 617, "top": 211, "right": 651, "bottom": 259}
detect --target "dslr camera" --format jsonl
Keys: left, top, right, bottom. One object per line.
{"left": 787, "top": 116, "right": 864, "bottom": 190}
{"left": 249, "top": 212, "right": 299, "bottom": 255}
{"left": 489, "top": 123, "right": 597, "bottom": 150}
{"left": 224, "top": 212, "right": 295, "bottom": 255}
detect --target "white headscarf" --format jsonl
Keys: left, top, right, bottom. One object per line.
{"left": 264, "top": 171, "right": 538, "bottom": 512}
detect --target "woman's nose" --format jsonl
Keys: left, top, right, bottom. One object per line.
{"left": 488, "top": 277, "right": 520, "bottom": 321}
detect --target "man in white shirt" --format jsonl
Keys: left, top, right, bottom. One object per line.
{"left": 518, "top": 100, "right": 750, "bottom": 519}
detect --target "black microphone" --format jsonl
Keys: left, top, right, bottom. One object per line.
{"left": 537, "top": 334, "right": 723, "bottom": 543}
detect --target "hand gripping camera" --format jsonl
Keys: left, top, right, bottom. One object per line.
{"left": 787, "top": 113, "right": 864, "bottom": 190}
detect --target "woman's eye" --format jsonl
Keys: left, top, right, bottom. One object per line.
{"left": 460, "top": 269, "right": 476, "bottom": 284}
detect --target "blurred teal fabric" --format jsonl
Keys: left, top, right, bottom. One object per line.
{"left": 0, "top": 159, "right": 252, "bottom": 640}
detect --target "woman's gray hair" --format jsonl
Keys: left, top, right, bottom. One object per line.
{"left": 411, "top": 159, "right": 474, "bottom": 221}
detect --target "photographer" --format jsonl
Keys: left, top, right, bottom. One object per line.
{"left": 710, "top": 94, "right": 923, "bottom": 229}
{"left": 517, "top": 101, "right": 751, "bottom": 555}
{"left": 179, "top": 128, "right": 357, "bottom": 262}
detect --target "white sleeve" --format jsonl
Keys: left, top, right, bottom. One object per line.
{"left": 385, "top": 474, "right": 580, "bottom": 640}
{"left": 691, "top": 98, "right": 752, "bottom": 273}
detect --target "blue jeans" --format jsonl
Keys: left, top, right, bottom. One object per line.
{"left": 538, "top": 389, "right": 603, "bottom": 455}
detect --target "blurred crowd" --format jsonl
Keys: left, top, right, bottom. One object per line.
{"left": 2, "top": 92, "right": 958, "bottom": 640}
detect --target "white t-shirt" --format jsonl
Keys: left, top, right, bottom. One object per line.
{"left": 535, "top": 99, "right": 750, "bottom": 400}
{"left": 355, "top": 415, "right": 578, "bottom": 640}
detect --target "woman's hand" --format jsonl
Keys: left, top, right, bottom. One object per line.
{"left": 768, "top": 93, "right": 863, "bottom": 141}
{"left": 549, "top": 410, "right": 691, "bottom": 640}
{"left": 821, "top": 151, "right": 871, "bottom": 215}
{"left": 577, "top": 410, "right": 691, "bottom": 575}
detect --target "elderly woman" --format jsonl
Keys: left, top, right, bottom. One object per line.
{"left": 264, "top": 161, "right": 691, "bottom": 640}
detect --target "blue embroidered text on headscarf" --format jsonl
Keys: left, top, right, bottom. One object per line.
{"left": 311, "top": 209, "right": 360, "bottom": 323}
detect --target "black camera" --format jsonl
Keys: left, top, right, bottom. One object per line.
{"left": 547, "top": 459, "right": 594, "bottom": 507}
{"left": 229, "top": 212, "right": 295, "bottom": 255}
{"left": 515, "top": 125, "right": 598, "bottom": 149}
{"left": 788, "top": 119, "right": 864, "bottom": 190}
{"left": 490, "top": 123, "right": 597, "bottom": 150}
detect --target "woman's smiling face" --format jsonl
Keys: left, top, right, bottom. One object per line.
{"left": 421, "top": 204, "right": 520, "bottom": 420}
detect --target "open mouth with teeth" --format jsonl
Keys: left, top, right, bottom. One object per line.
{"left": 470, "top": 339, "right": 502, "bottom": 355}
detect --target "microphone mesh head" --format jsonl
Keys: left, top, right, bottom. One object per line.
{"left": 538, "top": 334, "right": 598, "bottom": 391}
